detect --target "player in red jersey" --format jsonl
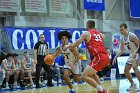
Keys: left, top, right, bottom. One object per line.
{"left": 67, "top": 20, "right": 110, "bottom": 93}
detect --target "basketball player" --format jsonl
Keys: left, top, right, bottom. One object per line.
{"left": 21, "top": 52, "right": 36, "bottom": 87}
{"left": 13, "top": 53, "right": 21, "bottom": 88}
{"left": 112, "top": 23, "right": 140, "bottom": 91}
{"left": 2, "top": 53, "right": 19, "bottom": 89}
{"left": 53, "top": 31, "right": 81, "bottom": 93}
{"left": 133, "top": 49, "right": 140, "bottom": 92}
{"left": 67, "top": 20, "right": 110, "bottom": 93}
{"left": 0, "top": 63, "right": 5, "bottom": 89}
{"left": 134, "top": 48, "right": 140, "bottom": 92}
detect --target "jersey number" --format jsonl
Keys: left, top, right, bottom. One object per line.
{"left": 93, "top": 34, "right": 102, "bottom": 41}
{"left": 127, "top": 45, "right": 131, "bottom": 50}
{"left": 64, "top": 54, "right": 69, "bottom": 59}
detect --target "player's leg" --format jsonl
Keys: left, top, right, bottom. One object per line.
{"left": 91, "top": 73, "right": 101, "bottom": 85}
{"left": 73, "top": 74, "right": 80, "bottom": 83}
{"left": 5, "top": 71, "right": 11, "bottom": 89}
{"left": 0, "top": 69, "right": 5, "bottom": 89}
{"left": 13, "top": 70, "right": 20, "bottom": 88}
{"left": 72, "top": 62, "right": 80, "bottom": 83}
{"left": 63, "top": 69, "right": 72, "bottom": 88}
{"left": 133, "top": 59, "right": 140, "bottom": 92}
{"left": 124, "top": 64, "right": 136, "bottom": 90}
{"left": 81, "top": 65, "right": 100, "bottom": 88}
{"left": 27, "top": 70, "right": 34, "bottom": 87}
{"left": 81, "top": 53, "right": 109, "bottom": 93}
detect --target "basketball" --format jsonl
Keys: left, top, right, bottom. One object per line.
{"left": 44, "top": 54, "right": 54, "bottom": 65}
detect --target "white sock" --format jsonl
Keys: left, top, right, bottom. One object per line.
{"left": 6, "top": 82, "right": 9, "bottom": 86}
{"left": 96, "top": 85, "right": 103, "bottom": 92}
{"left": 70, "top": 89, "right": 74, "bottom": 91}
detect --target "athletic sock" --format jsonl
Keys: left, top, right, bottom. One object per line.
{"left": 96, "top": 85, "right": 103, "bottom": 92}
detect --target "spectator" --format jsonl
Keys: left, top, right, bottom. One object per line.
{"left": 54, "top": 55, "right": 65, "bottom": 84}
{"left": 0, "top": 63, "right": 5, "bottom": 89}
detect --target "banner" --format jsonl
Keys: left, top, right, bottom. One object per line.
{"left": 112, "top": 34, "right": 120, "bottom": 50}
{"left": 3, "top": 27, "right": 86, "bottom": 49}
{"left": 0, "top": 0, "right": 21, "bottom": 12}
{"left": 25, "top": 0, "right": 47, "bottom": 13}
{"left": 84, "top": 0, "right": 105, "bottom": 11}
{"left": 130, "top": 0, "right": 140, "bottom": 18}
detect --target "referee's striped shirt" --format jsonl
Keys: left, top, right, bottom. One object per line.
{"left": 34, "top": 41, "right": 48, "bottom": 57}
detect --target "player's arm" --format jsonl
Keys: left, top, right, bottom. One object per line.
{"left": 100, "top": 33, "right": 105, "bottom": 40}
{"left": 32, "top": 59, "right": 36, "bottom": 70}
{"left": 12, "top": 61, "right": 16, "bottom": 71}
{"left": 52, "top": 47, "right": 61, "bottom": 58}
{"left": 21, "top": 60, "right": 31, "bottom": 70}
{"left": 130, "top": 34, "right": 139, "bottom": 53}
{"left": 18, "top": 60, "right": 22, "bottom": 70}
{"left": 70, "top": 47, "right": 80, "bottom": 63}
{"left": 69, "top": 32, "right": 89, "bottom": 48}
{"left": 112, "top": 38, "right": 124, "bottom": 64}
{"left": 2, "top": 60, "right": 10, "bottom": 71}
{"left": 46, "top": 43, "right": 49, "bottom": 55}
{"left": 34, "top": 49, "right": 37, "bottom": 63}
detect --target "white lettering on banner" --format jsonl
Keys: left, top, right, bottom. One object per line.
{"left": 49, "top": 30, "right": 60, "bottom": 48}
{"left": 12, "top": 29, "right": 24, "bottom": 49}
{"left": 87, "top": 0, "right": 102, "bottom": 3}
{"left": 26, "top": 30, "right": 38, "bottom": 49}
{"left": 9, "top": 28, "right": 87, "bottom": 49}
{"left": 49, "top": 30, "right": 55, "bottom": 48}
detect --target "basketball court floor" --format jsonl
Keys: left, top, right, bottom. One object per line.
{"left": 1, "top": 78, "right": 139, "bottom": 93}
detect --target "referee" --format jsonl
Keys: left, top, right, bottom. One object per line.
{"left": 34, "top": 34, "right": 54, "bottom": 88}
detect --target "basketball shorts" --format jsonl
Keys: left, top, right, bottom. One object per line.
{"left": 126, "top": 53, "right": 139, "bottom": 65}
{"left": 64, "top": 62, "right": 80, "bottom": 75}
{"left": 88, "top": 53, "right": 110, "bottom": 72}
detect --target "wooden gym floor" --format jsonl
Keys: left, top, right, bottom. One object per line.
{"left": 1, "top": 78, "right": 140, "bottom": 93}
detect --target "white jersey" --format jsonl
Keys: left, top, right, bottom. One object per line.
{"left": 122, "top": 32, "right": 139, "bottom": 64}
{"left": 122, "top": 32, "right": 137, "bottom": 54}
{"left": 60, "top": 46, "right": 76, "bottom": 64}
{"left": 2, "top": 59, "right": 13, "bottom": 69}
{"left": 23, "top": 58, "right": 33, "bottom": 68}
{"left": 15, "top": 60, "right": 21, "bottom": 70}
{"left": 60, "top": 45, "right": 80, "bottom": 74}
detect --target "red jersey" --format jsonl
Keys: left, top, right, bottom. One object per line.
{"left": 85, "top": 30, "right": 107, "bottom": 56}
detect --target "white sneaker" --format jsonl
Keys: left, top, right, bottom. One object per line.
{"left": 100, "top": 78, "right": 104, "bottom": 83}
{"left": 137, "top": 87, "right": 140, "bottom": 92}
{"left": 73, "top": 82, "right": 78, "bottom": 85}
{"left": 58, "top": 80, "right": 62, "bottom": 83}
{"left": 127, "top": 83, "right": 137, "bottom": 91}
{"left": 52, "top": 80, "right": 57, "bottom": 84}
{"left": 13, "top": 82, "right": 17, "bottom": 89}
{"left": 6, "top": 83, "right": 10, "bottom": 90}
{"left": 31, "top": 84, "right": 35, "bottom": 88}
{"left": 43, "top": 80, "right": 47, "bottom": 84}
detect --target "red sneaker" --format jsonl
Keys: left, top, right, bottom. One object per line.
{"left": 97, "top": 89, "right": 109, "bottom": 93}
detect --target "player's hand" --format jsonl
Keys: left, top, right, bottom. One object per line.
{"left": 13, "top": 69, "right": 17, "bottom": 72}
{"left": 34, "top": 59, "right": 37, "bottom": 64}
{"left": 132, "top": 52, "right": 136, "bottom": 59}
